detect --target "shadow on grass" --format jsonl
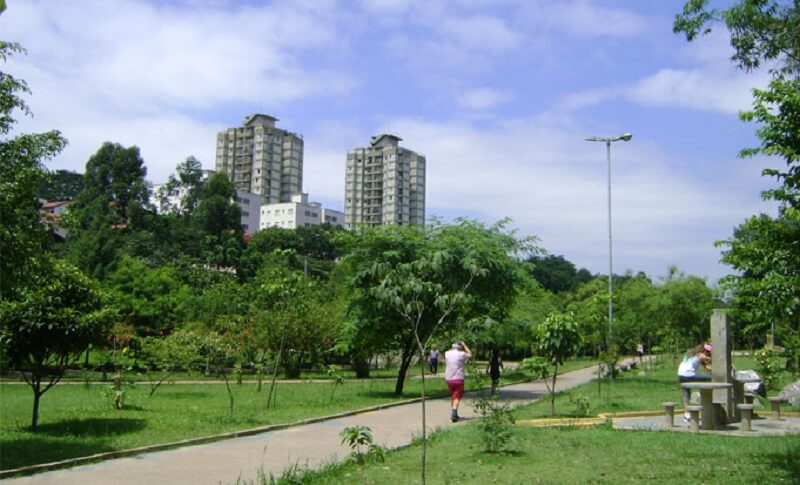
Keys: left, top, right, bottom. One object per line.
{"left": 0, "top": 436, "right": 117, "bottom": 471}
{"left": 765, "top": 441, "right": 800, "bottom": 479}
{"left": 34, "top": 417, "right": 147, "bottom": 437}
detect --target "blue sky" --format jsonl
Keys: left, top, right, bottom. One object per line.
{"left": 2, "top": 0, "right": 781, "bottom": 283}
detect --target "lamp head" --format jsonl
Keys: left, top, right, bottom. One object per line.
{"left": 619, "top": 133, "right": 633, "bottom": 142}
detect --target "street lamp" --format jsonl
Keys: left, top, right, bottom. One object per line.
{"left": 585, "top": 133, "right": 632, "bottom": 347}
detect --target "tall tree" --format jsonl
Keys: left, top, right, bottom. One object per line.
{"left": 344, "top": 219, "right": 532, "bottom": 395}
{"left": 0, "top": 41, "right": 67, "bottom": 296}
{"left": 65, "top": 142, "right": 153, "bottom": 278}
{"left": 195, "top": 172, "right": 243, "bottom": 269}
{"left": 675, "top": 1, "right": 800, "bottom": 358}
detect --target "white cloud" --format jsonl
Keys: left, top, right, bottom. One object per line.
{"left": 457, "top": 88, "right": 510, "bottom": 110}
{"left": 353, "top": 116, "right": 774, "bottom": 280}
{"left": 627, "top": 67, "right": 767, "bottom": 114}
{"left": 440, "top": 15, "right": 522, "bottom": 52}
{"left": 519, "top": 0, "right": 650, "bottom": 38}
{"left": 2, "top": 0, "right": 355, "bottom": 182}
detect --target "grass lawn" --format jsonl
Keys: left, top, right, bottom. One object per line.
{"left": 302, "top": 424, "right": 800, "bottom": 484}
{"left": 271, "top": 356, "right": 800, "bottom": 484}
{"left": 0, "top": 358, "right": 599, "bottom": 471}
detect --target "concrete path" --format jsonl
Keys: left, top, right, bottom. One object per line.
{"left": 6, "top": 362, "right": 619, "bottom": 485}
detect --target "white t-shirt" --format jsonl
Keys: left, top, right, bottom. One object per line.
{"left": 444, "top": 349, "right": 470, "bottom": 381}
{"left": 678, "top": 355, "right": 701, "bottom": 377}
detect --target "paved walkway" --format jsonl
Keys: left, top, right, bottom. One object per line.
{"left": 6, "top": 362, "right": 619, "bottom": 485}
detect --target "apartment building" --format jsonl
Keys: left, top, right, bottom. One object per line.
{"left": 215, "top": 114, "right": 303, "bottom": 204}
{"left": 344, "top": 134, "right": 425, "bottom": 228}
{"left": 260, "top": 193, "right": 344, "bottom": 230}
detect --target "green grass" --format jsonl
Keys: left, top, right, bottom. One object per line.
{"left": 277, "top": 356, "right": 800, "bottom": 484}
{"left": 515, "top": 356, "right": 799, "bottom": 419}
{"left": 0, "top": 357, "right": 570, "bottom": 471}
{"left": 299, "top": 425, "right": 800, "bottom": 484}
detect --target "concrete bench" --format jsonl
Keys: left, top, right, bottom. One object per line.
{"left": 768, "top": 396, "right": 785, "bottom": 420}
{"left": 662, "top": 402, "right": 677, "bottom": 428}
{"left": 686, "top": 405, "right": 702, "bottom": 432}
{"left": 737, "top": 404, "right": 755, "bottom": 431}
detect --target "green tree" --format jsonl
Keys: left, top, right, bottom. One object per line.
{"left": 106, "top": 256, "right": 191, "bottom": 336}
{"left": 156, "top": 156, "right": 205, "bottom": 215}
{"left": 251, "top": 260, "right": 340, "bottom": 379}
{"left": 37, "top": 169, "right": 84, "bottom": 201}
{"left": 345, "top": 219, "right": 530, "bottom": 395}
{"left": 65, "top": 142, "right": 153, "bottom": 278}
{"left": 0, "top": 256, "right": 112, "bottom": 430}
{"left": 0, "top": 41, "right": 67, "bottom": 297}
{"left": 529, "top": 311, "right": 583, "bottom": 416}
{"left": 527, "top": 254, "right": 592, "bottom": 293}
{"left": 675, "top": 1, "right": 800, "bottom": 364}
{"left": 658, "top": 267, "right": 714, "bottom": 344}
{"left": 344, "top": 219, "right": 531, "bottom": 484}
{"left": 195, "top": 172, "right": 242, "bottom": 269}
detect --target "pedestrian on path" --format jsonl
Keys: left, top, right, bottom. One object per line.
{"left": 428, "top": 348, "right": 440, "bottom": 375}
{"left": 636, "top": 341, "right": 645, "bottom": 365}
{"left": 677, "top": 343, "right": 712, "bottom": 421}
{"left": 444, "top": 341, "right": 471, "bottom": 422}
{"left": 486, "top": 349, "right": 504, "bottom": 395}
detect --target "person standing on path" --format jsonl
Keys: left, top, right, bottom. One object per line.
{"left": 444, "top": 341, "right": 471, "bottom": 422}
{"left": 486, "top": 349, "right": 504, "bottom": 395}
{"left": 428, "top": 348, "right": 440, "bottom": 375}
{"left": 677, "top": 343, "right": 712, "bottom": 421}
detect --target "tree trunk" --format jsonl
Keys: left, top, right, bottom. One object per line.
{"left": 394, "top": 344, "right": 415, "bottom": 395}
{"left": 31, "top": 381, "right": 41, "bottom": 431}
{"left": 352, "top": 355, "right": 371, "bottom": 378}
{"left": 550, "top": 365, "right": 558, "bottom": 416}
{"left": 419, "top": 350, "right": 427, "bottom": 485}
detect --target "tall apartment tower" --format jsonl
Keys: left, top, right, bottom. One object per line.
{"left": 344, "top": 134, "right": 426, "bottom": 229}
{"left": 215, "top": 114, "right": 303, "bottom": 204}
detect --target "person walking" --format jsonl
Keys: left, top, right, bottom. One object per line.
{"left": 444, "top": 341, "right": 472, "bottom": 422}
{"left": 428, "top": 348, "right": 440, "bottom": 375}
{"left": 636, "top": 341, "right": 645, "bottom": 365}
{"left": 677, "top": 343, "right": 712, "bottom": 421}
{"left": 486, "top": 349, "right": 504, "bottom": 395}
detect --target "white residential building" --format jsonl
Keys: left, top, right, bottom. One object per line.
{"left": 215, "top": 114, "right": 303, "bottom": 204}
{"left": 260, "top": 193, "right": 344, "bottom": 230}
{"left": 344, "top": 134, "right": 426, "bottom": 228}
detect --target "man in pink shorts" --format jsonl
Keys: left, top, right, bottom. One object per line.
{"left": 444, "top": 341, "right": 472, "bottom": 422}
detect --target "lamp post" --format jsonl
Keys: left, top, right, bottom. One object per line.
{"left": 585, "top": 133, "right": 632, "bottom": 348}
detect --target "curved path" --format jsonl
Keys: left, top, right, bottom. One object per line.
{"left": 6, "top": 361, "right": 635, "bottom": 485}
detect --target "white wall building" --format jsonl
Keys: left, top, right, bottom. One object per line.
{"left": 260, "top": 193, "right": 344, "bottom": 230}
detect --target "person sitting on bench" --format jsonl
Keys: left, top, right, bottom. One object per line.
{"left": 677, "top": 343, "right": 712, "bottom": 421}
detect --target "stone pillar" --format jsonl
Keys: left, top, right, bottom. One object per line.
{"left": 710, "top": 309, "right": 733, "bottom": 421}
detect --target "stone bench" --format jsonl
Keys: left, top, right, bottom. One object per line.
{"left": 662, "top": 402, "right": 677, "bottom": 428}
{"left": 737, "top": 404, "right": 755, "bottom": 431}
{"left": 768, "top": 396, "right": 785, "bottom": 420}
{"left": 686, "top": 405, "right": 702, "bottom": 432}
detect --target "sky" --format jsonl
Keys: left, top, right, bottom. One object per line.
{"left": 2, "top": 0, "right": 782, "bottom": 284}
